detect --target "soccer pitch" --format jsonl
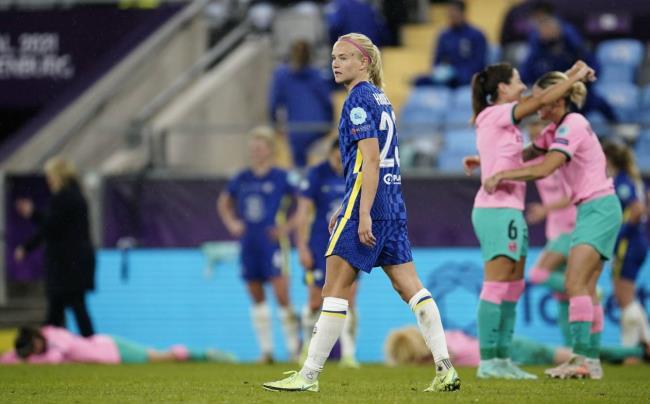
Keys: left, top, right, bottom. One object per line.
{"left": 1, "top": 363, "right": 649, "bottom": 403}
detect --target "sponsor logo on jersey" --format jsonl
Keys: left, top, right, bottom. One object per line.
{"left": 554, "top": 138, "right": 570, "bottom": 145}
{"left": 383, "top": 173, "right": 401, "bottom": 185}
{"left": 350, "top": 107, "right": 367, "bottom": 125}
{"left": 351, "top": 124, "right": 372, "bottom": 135}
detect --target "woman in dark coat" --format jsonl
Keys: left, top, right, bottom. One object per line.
{"left": 14, "top": 157, "right": 96, "bottom": 337}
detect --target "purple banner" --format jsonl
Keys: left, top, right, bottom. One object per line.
{"left": 0, "top": 5, "right": 183, "bottom": 108}
{"left": 7, "top": 174, "right": 649, "bottom": 283}
{"left": 102, "top": 176, "right": 231, "bottom": 248}
{"left": 4, "top": 175, "right": 50, "bottom": 282}
{"left": 0, "top": 4, "right": 183, "bottom": 158}
{"left": 100, "top": 176, "right": 558, "bottom": 248}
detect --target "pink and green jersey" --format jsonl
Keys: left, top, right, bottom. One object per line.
{"left": 0, "top": 326, "right": 120, "bottom": 364}
{"left": 531, "top": 145, "right": 576, "bottom": 240}
{"left": 474, "top": 102, "right": 526, "bottom": 210}
{"left": 533, "top": 113, "right": 614, "bottom": 205}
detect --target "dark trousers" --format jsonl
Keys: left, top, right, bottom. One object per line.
{"left": 44, "top": 291, "right": 95, "bottom": 337}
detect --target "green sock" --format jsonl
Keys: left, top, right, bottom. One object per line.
{"left": 478, "top": 299, "right": 502, "bottom": 360}
{"left": 558, "top": 301, "right": 571, "bottom": 346}
{"left": 599, "top": 345, "right": 644, "bottom": 363}
{"left": 544, "top": 271, "right": 566, "bottom": 293}
{"left": 497, "top": 301, "right": 517, "bottom": 359}
{"left": 570, "top": 321, "right": 592, "bottom": 357}
{"left": 587, "top": 332, "right": 601, "bottom": 359}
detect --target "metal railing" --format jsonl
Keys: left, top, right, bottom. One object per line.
{"left": 35, "top": 0, "right": 209, "bottom": 167}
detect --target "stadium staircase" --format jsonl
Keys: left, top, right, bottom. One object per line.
{"left": 330, "top": 0, "right": 519, "bottom": 130}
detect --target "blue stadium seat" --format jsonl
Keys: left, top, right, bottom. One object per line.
{"left": 596, "top": 39, "right": 644, "bottom": 83}
{"left": 586, "top": 110, "right": 609, "bottom": 137}
{"left": 594, "top": 83, "right": 640, "bottom": 123}
{"left": 443, "top": 129, "right": 476, "bottom": 154}
{"left": 452, "top": 85, "right": 472, "bottom": 110}
{"left": 635, "top": 129, "right": 650, "bottom": 152}
{"left": 399, "top": 87, "right": 451, "bottom": 138}
{"left": 407, "top": 87, "right": 452, "bottom": 112}
{"left": 437, "top": 150, "right": 470, "bottom": 173}
{"left": 488, "top": 44, "right": 502, "bottom": 65}
{"left": 444, "top": 109, "right": 473, "bottom": 130}
{"left": 636, "top": 131, "right": 650, "bottom": 171}
{"left": 399, "top": 105, "right": 441, "bottom": 139}
{"left": 640, "top": 85, "right": 650, "bottom": 125}
{"left": 641, "top": 85, "right": 650, "bottom": 107}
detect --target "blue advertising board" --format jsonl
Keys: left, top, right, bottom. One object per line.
{"left": 75, "top": 248, "right": 650, "bottom": 362}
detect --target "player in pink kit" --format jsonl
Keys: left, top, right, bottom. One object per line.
{"left": 526, "top": 121, "right": 577, "bottom": 345}
{"left": 484, "top": 70, "right": 622, "bottom": 380}
{"left": 468, "top": 61, "right": 594, "bottom": 380}
{"left": 0, "top": 326, "right": 234, "bottom": 364}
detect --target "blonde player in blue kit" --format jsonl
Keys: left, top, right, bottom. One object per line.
{"left": 217, "top": 127, "right": 300, "bottom": 364}
{"left": 263, "top": 33, "right": 460, "bottom": 393}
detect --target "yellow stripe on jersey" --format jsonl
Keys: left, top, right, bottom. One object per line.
{"left": 326, "top": 148, "right": 364, "bottom": 256}
{"left": 353, "top": 148, "right": 363, "bottom": 174}
{"left": 612, "top": 238, "right": 629, "bottom": 279}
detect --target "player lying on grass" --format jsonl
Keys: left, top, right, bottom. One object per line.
{"left": 0, "top": 326, "right": 236, "bottom": 365}
{"left": 385, "top": 326, "right": 650, "bottom": 369}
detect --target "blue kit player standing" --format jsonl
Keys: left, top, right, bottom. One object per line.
{"left": 604, "top": 142, "right": 650, "bottom": 346}
{"left": 295, "top": 139, "right": 359, "bottom": 368}
{"left": 263, "top": 33, "right": 460, "bottom": 393}
{"left": 217, "top": 127, "right": 300, "bottom": 363}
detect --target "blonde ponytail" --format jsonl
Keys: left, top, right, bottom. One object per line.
{"left": 534, "top": 71, "right": 588, "bottom": 109}
{"left": 569, "top": 81, "right": 587, "bottom": 109}
{"left": 338, "top": 33, "right": 384, "bottom": 89}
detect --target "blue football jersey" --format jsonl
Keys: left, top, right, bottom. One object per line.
{"left": 337, "top": 81, "right": 406, "bottom": 221}
{"left": 226, "top": 168, "right": 296, "bottom": 238}
{"left": 614, "top": 172, "right": 647, "bottom": 237}
{"left": 300, "top": 161, "right": 346, "bottom": 247}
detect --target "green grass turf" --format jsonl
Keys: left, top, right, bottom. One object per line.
{"left": 1, "top": 363, "right": 649, "bottom": 403}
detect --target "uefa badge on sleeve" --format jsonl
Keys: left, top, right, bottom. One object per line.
{"left": 350, "top": 107, "right": 367, "bottom": 125}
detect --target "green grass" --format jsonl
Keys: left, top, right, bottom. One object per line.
{"left": 1, "top": 363, "right": 649, "bottom": 403}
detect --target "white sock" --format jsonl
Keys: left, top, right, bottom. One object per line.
{"left": 340, "top": 308, "right": 357, "bottom": 359}
{"left": 621, "top": 300, "right": 649, "bottom": 346}
{"left": 279, "top": 306, "right": 300, "bottom": 359}
{"left": 300, "top": 297, "right": 348, "bottom": 381}
{"left": 301, "top": 305, "right": 320, "bottom": 349}
{"left": 408, "top": 288, "right": 452, "bottom": 374}
{"left": 251, "top": 302, "right": 273, "bottom": 356}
